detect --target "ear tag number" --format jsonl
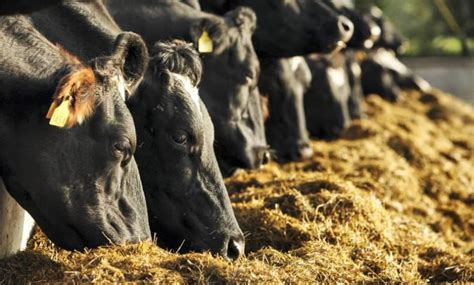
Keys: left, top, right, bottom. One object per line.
{"left": 198, "top": 31, "right": 213, "bottom": 53}
{"left": 48, "top": 97, "right": 71, "bottom": 128}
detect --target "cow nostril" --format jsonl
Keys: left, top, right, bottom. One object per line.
{"left": 338, "top": 16, "right": 354, "bottom": 43}
{"left": 298, "top": 144, "right": 314, "bottom": 160}
{"left": 225, "top": 237, "right": 245, "bottom": 261}
{"left": 261, "top": 151, "right": 271, "bottom": 165}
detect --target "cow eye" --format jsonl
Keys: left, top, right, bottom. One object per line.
{"left": 113, "top": 139, "right": 133, "bottom": 166}
{"left": 171, "top": 130, "right": 188, "bottom": 146}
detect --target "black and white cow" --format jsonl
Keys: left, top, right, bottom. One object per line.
{"left": 259, "top": 57, "right": 313, "bottom": 161}
{"left": 304, "top": 54, "right": 352, "bottom": 139}
{"left": 359, "top": 7, "right": 432, "bottom": 100}
{"left": 200, "top": 0, "right": 354, "bottom": 57}
{"left": 0, "top": 15, "right": 150, "bottom": 252}
{"left": 323, "top": 0, "right": 381, "bottom": 49}
{"left": 31, "top": 0, "right": 245, "bottom": 260}
{"left": 106, "top": 0, "right": 269, "bottom": 177}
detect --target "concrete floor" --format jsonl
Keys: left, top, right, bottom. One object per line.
{"left": 402, "top": 57, "right": 474, "bottom": 104}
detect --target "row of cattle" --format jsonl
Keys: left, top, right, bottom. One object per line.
{"left": 0, "top": 0, "right": 429, "bottom": 261}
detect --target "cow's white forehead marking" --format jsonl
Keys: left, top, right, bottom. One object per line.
{"left": 170, "top": 72, "right": 201, "bottom": 115}
{"left": 289, "top": 56, "right": 304, "bottom": 73}
{"left": 113, "top": 73, "right": 127, "bottom": 101}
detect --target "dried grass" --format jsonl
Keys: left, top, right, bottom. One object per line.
{"left": 1, "top": 90, "right": 473, "bottom": 283}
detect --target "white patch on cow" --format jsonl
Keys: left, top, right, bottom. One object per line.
{"left": 351, "top": 62, "right": 362, "bottom": 78}
{"left": 20, "top": 213, "right": 35, "bottom": 251}
{"left": 331, "top": 0, "right": 354, "bottom": 9}
{"left": 289, "top": 56, "right": 304, "bottom": 73}
{"left": 373, "top": 48, "right": 409, "bottom": 75}
{"left": 113, "top": 73, "right": 127, "bottom": 101}
{"left": 327, "top": 67, "right": 346, "bottom": 87}
{"left": 170, "top": 72, "right": 201, "bottom": 115}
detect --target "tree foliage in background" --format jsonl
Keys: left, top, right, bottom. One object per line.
{"left": 356, "top": 0, "right": 474, "bottom": 56}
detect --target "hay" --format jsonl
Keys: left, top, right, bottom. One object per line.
{"left": 0, "top": 90, "right": 473, "bottom": 283}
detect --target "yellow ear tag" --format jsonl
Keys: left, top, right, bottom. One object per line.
{"left": 198, "top": 31, "right": 213, "bottom": 53}
{"left": 49, "top": 97, "right": 71, "bottom": 128}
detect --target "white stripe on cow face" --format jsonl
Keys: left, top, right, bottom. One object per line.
{"left": 113, "top": 73, "right": 127, "bottom": 101}
{"left": 289, "top": 56, "right": 305, "bottom": 73}
{"left": 170, "top": 72, "right": 201, "bottom": 115}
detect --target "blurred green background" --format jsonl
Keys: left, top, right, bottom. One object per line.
{"left": 356, "top": 0, "right": 474, "bottom": 57}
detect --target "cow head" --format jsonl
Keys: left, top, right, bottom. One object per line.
{"left": 324, "top": 0, "right": 381, "bottom": 49}
{"left": 130, "top": 40, "right": 244, "bottom": 260}
{"left": 360, "top": 56, "right": 401, "bottom": 102}
{"left": 0, "top": 31, "right": 151, "bottom": 250}
{"left": 218, "top": 0, "right": 354, "bottom": 56}
{"left": 304, "top": 55, "right": 352, "bottom": 139}
{"left": 260, "top": 57, "right": 313, "bottom": 162}
{"left": 369, "top": 6, "right": 405, "bottom": 52}
{"left": 190, "top": 7, "right": 269, "bottom": 176}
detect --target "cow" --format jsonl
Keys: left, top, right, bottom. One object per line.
{"left": 105, "top": 0, "right": 269, "bottom": 177}
{"left": 130, "top": 40, "right": 244, "bottom": 259}
{"left": 304, "top": 54, "right": 352, "bottom": 139}
{"left": 259, "top": 57, "right": 313, "bottom": 162}
{"left": 0, "top": 15, "right": 150, "bottom": 252}
{"left": 369, "top": 6, "right": 405, "bottom": 53}
{"left": 322, "top": 0, "right": 381, "bottom": 49}
{"left": 365, "top": 7, "right": 432, "bottom": 93}
{"left": 31, "top": 0, "right": 245, "bottom": 259}
{"left": 358, "top": 7, "right": 431, "bottom": 100}
{"left": 200, "top": 0, "right": 354, "bottom": 57}
{"left": 344, "top": 50, "right": 366, "bottom": 119}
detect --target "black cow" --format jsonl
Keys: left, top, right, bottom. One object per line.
{"left": 200, "top": 0, "right": 354, "bottom": 57}
{"left": 259, "top": 57, "right": 313, "bottom": 161}
{"left": 304, "top": 54, "right": 352, "bottom": 139}
{"left": 344, "top": 51, "right": 365, "bottom": 119}
{"left": 369, "top": 6, "right": 404, "bottom": 53}
{"left": 0, "top": 15, "right": 150, "bottom": 250}
{"left": 31, "top": 1, "right": 245, "bottom": 259}
{"left": 322, "top": 0, "right": 381, "bottom": 49}
{"left": 361, "top": 49, "right": 432, "bottom": 99}
{"left": 106, "top": 0, "right": 269, "bottom": 177}
{"left": 359, "top": 8, "right": 431, "bottom": 100}
{"left": 130, "top": 40, "right": 244, "bottom": 259}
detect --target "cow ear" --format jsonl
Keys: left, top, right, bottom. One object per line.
{"left": 111, "top": 32, "right": 149, "bottom": 97}
{"left": 190, "top": 17, "right": 223, "bottom": 50}
{"left": 224, "top": 6, "right": 257, "bottom": 33}
{"left": 47, "top": 67, "right": 96, "bottom": 128}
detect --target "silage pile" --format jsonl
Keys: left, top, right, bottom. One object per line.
{"left": 0, "top": 90, "right": 473, "bottom": 283}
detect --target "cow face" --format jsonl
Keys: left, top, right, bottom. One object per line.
{"left": 369, "top": 6, "right": 405, "bottom": 52}
{"left": 260, "top": 57, "right": 313, "bottom": 162}
{"left": 225, "top": 0, "right": 354, "bottom": 56}
{"left": 190, "top": 7, "right": 269, "bottom": 176}
{"left": 0, "top": 31, "right": 151, "bottom": 250}
{"left": 360, "top": 57, "right": 401, "bottom": 102}
{"left": 344, "top": 51, "right": 366, "bottom": 119}
{"left": 304, "top": 55, "right": 352, "bottom": 139}
{"left": 324, "top": 0, "right": 381, "bottom": 49}
{"left": 130, "top": 40, "right": 244, "bottom": 260}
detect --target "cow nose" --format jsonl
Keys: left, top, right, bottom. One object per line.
{"left": 224, "top": 234, "right": 245, "bottom": 261}
{"left": 254, "top": 146, "right": 271, "bottom": 167}
{"left": 338, "top": 16, "right": 354, "bottom": 43}
{"left": 298, "top": 143, "right": 314, "bottom": 160}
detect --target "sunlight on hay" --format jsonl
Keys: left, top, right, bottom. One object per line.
{"left": 0, "top": 90, "right": 473, "bottom": 283}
